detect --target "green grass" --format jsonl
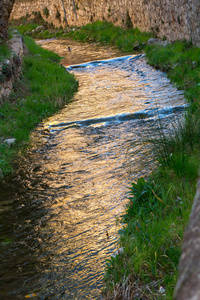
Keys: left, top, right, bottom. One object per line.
{"left": 66, "top": 21, "right": 153, "bottom": 52}
{"left": 0, "top": 35, "right": 78, "bottom": 176}
{"left": 13, "top": 19, "right": 154, "bottom": 53}
{"left": 16, "top": 23, "right": 39, "bottom": 35}
{"left": 103, "top": 41, "right": 200, "bottom": 298}
{"left": 0, "top": 40, "right": 11, "bottom": 63}
{"left": 104, "top": 170, "right": 198, "bottom": 299}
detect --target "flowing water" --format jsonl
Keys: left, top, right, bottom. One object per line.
{"left": 0, "top": 39, "right": 185, "bottom": 299}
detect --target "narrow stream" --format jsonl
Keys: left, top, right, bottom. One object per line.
{"left": 0, "top": 40, "right": 185, "bottom": 299}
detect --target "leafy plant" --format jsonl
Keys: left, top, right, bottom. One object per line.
{"left": 43, "top": 7, "right": 49, "bottom": 18}
{"left": 55, "top": 9, "right": 61, "bottom": 21}
{"left": 0, "top": 41, "right": 11, "bottom": 63}
{"left": 125, "top": 10, "right": 133, "bottom": 29}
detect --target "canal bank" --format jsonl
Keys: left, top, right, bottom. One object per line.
{"left": 0, "top": 35, "right": 78, "bottom": 180}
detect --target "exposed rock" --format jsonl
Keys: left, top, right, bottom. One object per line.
{"left": 111, "top": 247, "right": 124, "bottom": 258}
{"left": 10, "top": 0, "right": 200, "bottom": 46}
{"left": 0, "top": 31, "right": 24, "bottom": 99}
{"left": 7, "top": 31, "right": 23, "bottom": 57}
{"left": 0, "top": 0, "right": 15, "bottom": 40}
{"left": 147, "top": 38, "right": 170, "bottom": 47}
{"left": 3, "top": 138, "right": 16, "bottom": 146}
{"left": 133, "top": 43, "right": 140, "bottom": 50}
{"left": 35, "top": 25, "right": 44, "bottom": 32}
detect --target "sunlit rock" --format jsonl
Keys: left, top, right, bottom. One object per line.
{"left": 4, "top": 138, "right": 16, "bottom": 146}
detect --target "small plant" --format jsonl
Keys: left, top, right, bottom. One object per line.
{"left": 55, "top": 9, "right": 61, "bottom": 21}
{"left": 108, "top": 6, "right": 111, "bottom": 13}
{"left": 75, "top": 4, "right": 79, "bottom": 10}
{"left": 33, "top": 11, "right": 43, "bottom": 23}
{"left": 43, "top": 7, "right": 49, "bottom": 18}
{"left": 125, "top": 10, "right": 133, "bottom": 29}
{"left": 26, "top": 12, "right": 30, "bottom": 19}
{"left": 1, "top": 62, "right": 12, "bottom": 81}
{"left": 0, "top": 41, "right": 11, "bottom": 63}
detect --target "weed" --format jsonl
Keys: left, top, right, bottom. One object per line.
{"left": 55, "top": 9, "right": 61, "bottom": 21}
{"left": 125, "top": 10, "right": 133, "bottom": 29}
{"left": 26, "top": 12, "right": 31, "bottom": 19}
{"left": 0, "top": 62, "right": 12, "bottom": 82}
{"left": 0, "top": 40, "right": 11, "bottom": 63}
{"left": 43, "top": 7, "right": 49, "bottom": 18}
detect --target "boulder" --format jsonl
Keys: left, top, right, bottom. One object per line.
{"left": 4, "top": 138, "right": 16, "bottom": 146}
{"left": 147, "top": 38, "right": 169, "bottom": 47}
{"left": 35, "top": 25, "right": 44, "bottom": 33}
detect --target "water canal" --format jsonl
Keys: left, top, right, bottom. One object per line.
{"left": 0, "top": 39, "right": 185, "bottom": 299}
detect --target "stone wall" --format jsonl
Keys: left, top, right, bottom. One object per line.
{"left": 174, "top": 178, "right": 200, "bottom": 300}
{"left": 0, "top": 30, "right": 23, "bottom": 99}
{"left": 11, "top": 0, "right": 200, "bottom": 46}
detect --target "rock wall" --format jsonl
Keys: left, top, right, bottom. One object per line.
{"left": 11, "top": 0, "right": 200, "bottom": 46}
{"left": 0, "top": 30, "right": 23, "bottom": 100}
{"left": 174, "top": 178, "right": 200, "bottom": 300}
{"left": 0, "top": 0, "right": 15, "bottom": 40}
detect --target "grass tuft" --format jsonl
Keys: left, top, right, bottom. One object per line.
{"left": 0, "top": 40, "right": 11, "bottom": 63}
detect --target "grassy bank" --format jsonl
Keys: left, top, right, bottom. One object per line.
{"left": 60, "top": 23, "right": 200, "bottom": 299}
{"left": 11, "top": 18, "right": 200, "bottom": 298}
{"left": 0, "top": 35, "right": 78, "bottom": 177}
{"left": 13, "top": 18, "right": 153, "bottom": 53}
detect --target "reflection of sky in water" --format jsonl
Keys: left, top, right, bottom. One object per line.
{"left": 0, "top": 39, "right": 185, "bottom": 300}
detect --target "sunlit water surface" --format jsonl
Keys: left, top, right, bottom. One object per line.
{"left": 0, "top": 39, "right": 185, "bottom": 299}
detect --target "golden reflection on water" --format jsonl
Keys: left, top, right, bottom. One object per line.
{"left": 0, "top": 39, "right": 186, "bottom": 300}
{"left": 33, "top": 40, "right": 185, "bottom": 298}
{"left": 37, "top": 38, "right": 127, "bottom": 66}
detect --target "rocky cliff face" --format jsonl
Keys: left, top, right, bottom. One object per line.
{"left": 0, "top": 30, "right": 23, "bottom": 100}
{"left": 11, "top": 0, "right": 200, "bottom": 46}
{"left": 0, "top": 0, "right": 15, "bottom": 40}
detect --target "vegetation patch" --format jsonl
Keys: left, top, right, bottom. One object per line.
{"left": 66, "top": 21, "right": 152, "bottom": 52}
{"left": 43, "top": 7, "right": 49, "bottom": 18}
{"left": 103, "top": 41, "right": 200, "bottom": 299}
{"left": 0, "top": 35, "right": 78, "bottom": 177}
{"left": 0, "top": 39, "right": 11, "bottom": 64}
{"left": 13, "top": 20, "right": 153, "bottom": 53}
